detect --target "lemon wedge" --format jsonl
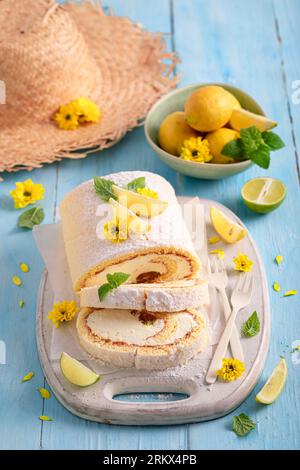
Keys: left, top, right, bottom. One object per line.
{"left": 210, "top": 206, "right": 247, "bottom": 244}
{"left": 256, "top": 358, "right": 287, "bottom": 404}
{"left": 60, "top": 352, "right": 100, "bottom": 387}
{"left": 109, "top": 198, "right": 150, "bottom": 234}
{"left": 229, "top": 108, "right": 277, "bottom": 132}
{"left": 112, "top": 185, "right": 168, "bottom": 218}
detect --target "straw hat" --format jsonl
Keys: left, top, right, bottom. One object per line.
{"left": 0, "top": 0, "right": 178, "bottom": 173}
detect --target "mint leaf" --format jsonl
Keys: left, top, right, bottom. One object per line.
{"left": 221, "top": 138, "right": 244, "bottom": 159}
{"left": 262, "top": 131, "right": 285, "bottom": 151}
{"left": 18, "top": 207, "right": 45, "bottom": 229}
{"left": 248, "top": 143, "right": 270, "bottom": 169}
{"left": 98, "top": 283, "right": 112, "bottom": 302}
{"left": 240, "top": 126, "right": 263, "bottom": 154}
{"left": 233, "top": 413, "right": 256, "bottom": 437}
{"left": 94, "top": 177, "right": 117, "bottom": 202}
{"left": 242, "top": 311, "right": 260, "bottom": 337}
{"left": 98, "top": 272, "right": 130, "bottom": 301}
{"left": 127, "top": 177, "right": 146, "bottom": 192}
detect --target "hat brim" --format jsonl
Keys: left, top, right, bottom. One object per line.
{"left": 0, "top": 1, "right": 178, "bottom": 173}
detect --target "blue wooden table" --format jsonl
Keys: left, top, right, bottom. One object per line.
{"left": 0, "top": 0, "right": 299, "bottom": 450}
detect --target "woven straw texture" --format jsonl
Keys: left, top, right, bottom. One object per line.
{"left": 0, "top": 0, "right": 178, "bottom": 173}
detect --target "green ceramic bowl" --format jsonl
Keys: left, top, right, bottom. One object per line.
{"left": 144, "top": 83, "right": 265, "bottom": 179}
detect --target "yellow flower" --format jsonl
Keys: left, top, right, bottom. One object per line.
{"left": 47, "top": 300, "right": 78, "bottom": 329}
{"left": 10, "top": 179, "right": 45, "bottom": 209}
{"left": 209, "top": 249, "right": 225, "bottom": 260}
{"left": 208, "top": 236, "right": 221, "bottom": 245}
{"left": 136, "top": 187, "right": 159, "bottom": 199}
{"left": 71, "top": 97, "right": 101, "bottom": 123}
{"left": 217, "top": 358, "right": 245, "bottom": 382}
{"left": 103, "top": 217, "right": 129, "bottom": 243}
{"left": 180, "top": 137, "right": 213, "bottom": 163}
{"left": 233, "top": 253, "right": 253, "bottom": 272}
{"left": 54, "top": 103, "right": 79, "bottom": 130}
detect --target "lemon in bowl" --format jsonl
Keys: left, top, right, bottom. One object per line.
{"left": 145, "top": 83, "right": 266, "bottom": 179}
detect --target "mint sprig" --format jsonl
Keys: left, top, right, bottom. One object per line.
{"left": 222, "top": 126, "right": 285, "bottom": 169}
{"left": 18, "top": 206, "right": 45, "bottom": 229}
{"left": 233, "top": 413, "right": 256, "bottom": 437}
{"left": 98, "top": 272, "right": 130, "bottom": 301}
{"left": 127, "top": 177, "right": 146, "bottom": 192}
{"left": 242, "top": 311, "right": 261, "bottom": 337}
{"left": 94, "top": 177, "right": 117, "bottom": 202}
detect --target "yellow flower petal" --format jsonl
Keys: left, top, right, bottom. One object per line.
{"left": 22, "top": 371, "right": 34, "bottom": 382}
{"left": 209, "top": 249, "right": 225, "bottom": 259}
{"left": 273, "top": 282, "right": 281, "bottom": 292}
{"left": 275, "top": 255, "right": 283, "bottom": 266}
{"left": 37, "top": 388, "right": 51, "bottom": 399}
{"left": 12, "top": 275, "right": 22, "bottom": 286}
{"left": 19, "top": 300, "right": 25, "bottom": 308}
{"left": 19, "top": 262, "right": 30, "bottom": 273}
{"left": 208, "top": 236, "right": 221, "bottom": 245}
{"left": 283, "top": 290, "right": 297, "bottom": 297}
{"left": 39, "top": 415, "right": 52, "bottom": 421}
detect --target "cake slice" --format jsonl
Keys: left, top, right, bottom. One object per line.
{"left": 79, "top": 278, "right": 209, "bottom": 312}
{"left": 76, "top": 308, "right": 208, "bottom": 370}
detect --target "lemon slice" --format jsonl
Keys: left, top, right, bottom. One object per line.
{"left": 242, "top": 178, "right": 286, "bottom": 214}
{"left": 229, "top": 108, "right": 277, "bottom": 132}
{"left": 210, "top": 206, "right": 247, "bottom": 244}
{"left": 109, "top": 198, "right": 150, "bottom": 234}
{"left": 256, "top": 358, "right": 287, "bottom": 404}
{"left": 60, "top": 352, "right": 100, "bottom": 387}
{"left": 112, "top": 185, "right": 168, "bottom": 218}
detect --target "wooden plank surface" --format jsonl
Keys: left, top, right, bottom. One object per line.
{"left": 0, "top": 0, "right": 299, "bottom": 450}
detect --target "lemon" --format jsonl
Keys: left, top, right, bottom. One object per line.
{"left": 229, "top": 108, "right": 277, "bottom": 132}
{"left": 158, "top": 111, "right": 199, "bottom": 155}
{"left": 109, "top": 197, "right": 150, "bottom": 234}
{"left": 256, "top": 358, "right": 287, "bottom": 404}
{"left": 242, "top": 178, "right": 286, "bottom": 214}
{"left": 60, "top": 352, "right": 100, "bottom": 387}
{"left": 112, "top": 185, "right": 168, "bottom": 218}
{"left": 206, "top": 128, "right": 239, "bottom": 164}
{"left": 184, "top": 86, "right": 236, "bottom": 132}
{"left": 210, "top": 206, "right": 247, "bottom": 244}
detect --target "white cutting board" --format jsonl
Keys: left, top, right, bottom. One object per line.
{"left": 36, "top": 198, "right": 270, "bottom": 425}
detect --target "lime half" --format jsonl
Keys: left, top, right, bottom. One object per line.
{"left": 60, "top": 352, "right": 100, "bottom": 387}
{"left": 242, "top": 177, "right": 286, "bottom": 214}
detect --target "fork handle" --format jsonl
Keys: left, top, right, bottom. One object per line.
{"left": 206, "top": 306, "right": 240, "bottom": 384}
{"left": 220, "top": 289, "right": 244, "bottom": 362}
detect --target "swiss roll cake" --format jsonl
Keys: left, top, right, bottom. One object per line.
{"left": 76, "top": 307, "right": 208, "bottom": 370}
{"left": 60, "top": 171, "right": 201, "bottom": 292}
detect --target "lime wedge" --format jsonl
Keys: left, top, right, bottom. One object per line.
{"left": 242, "top": 178, "right": 286, "bottom": 214}
{"left": 229, "top": 108, "right": 277, "bottom": 132}
{"left": 256, "top": 358, "right": 287, "bottom": 404}
{"left": 210, "top": 206, "right": 247, "bottom": 244}
{"left": 60, "top": 352, "right": 100, "bottom": 387}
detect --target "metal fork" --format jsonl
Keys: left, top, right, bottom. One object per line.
{"left": 208, "top": 256, "right": 244, "bottom": 361}
{"left": 206, "top": 273, "right": 254, "bottom": 384}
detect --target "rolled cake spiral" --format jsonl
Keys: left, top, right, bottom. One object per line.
{"left": 76, "top": 308, "right": 208, "bottom": 370}
{"left": 60, "top": 171, "right": 201, "bottom": 292}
